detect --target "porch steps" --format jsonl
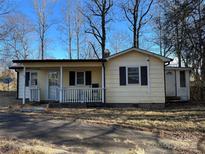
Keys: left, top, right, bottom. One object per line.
{"left": 166, "top": 96, "right": 181, "bottom": 103}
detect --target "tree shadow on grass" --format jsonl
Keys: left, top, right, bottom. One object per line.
{"left": 197, "top": 135, "right": 205, "bottom": 153}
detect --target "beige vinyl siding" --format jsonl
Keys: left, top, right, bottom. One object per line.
{"left": 105, "top": 50, "right": 165, "bottom": 104}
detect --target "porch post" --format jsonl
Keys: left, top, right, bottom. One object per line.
{"left": 60, "top": 66, "right": 63, "bottom": 103}
{"left": 102, "top": 64, "right": 105, "bottom": 103}
{"left": 23, "top": 66, "right": 26, "bottom": 104}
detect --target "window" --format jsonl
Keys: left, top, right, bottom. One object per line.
{"left": 127, "top": 67, "right": 139, "bottom": 84}
{"left": 76, "top": 72, "right": 85, "bottom": 85}
{"left": 48, "top": 72, "right": 59, "bottom": 86}
{"left": 30, "top": 72, "right": 37, "bottom": 86}
{"left": 180, "top": 71, "right": 186, "bottom": 87}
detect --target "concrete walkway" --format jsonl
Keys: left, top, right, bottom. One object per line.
{"left": 0, "top": 112, "right": 172, "bottom": 153}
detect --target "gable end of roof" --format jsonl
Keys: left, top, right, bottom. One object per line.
{"left": 106, "top": 47, "right": 172, "bottom": 62}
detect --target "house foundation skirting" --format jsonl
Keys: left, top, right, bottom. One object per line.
{"left": 48, "top": 102, "right": 165, "bottom": 109}
{"left": 16, "top": 99, "right": 165, "bottom": 109}
{"left": 105, "top": 103, "right": 165, "bottom": 109}
{"left": 48, "top": 102, "right": 105, "bottom": 108}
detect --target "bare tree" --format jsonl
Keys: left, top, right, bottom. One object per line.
{"left": 82, "top": 0, "right": 113, "bottom": 103}
{"left": 0, "top": 0, "right": 11, "bottom": 16}
{"left": 83, "top": 0, "right": 113, "bottom": 58}
{"left": 0, "top": 0, "right": 12, "bottom": 41}
{"left": 153, "top": 13, "right": 174, "bottom": 57}
{"left": 110, "top": 31, "right": 130, "bottom": 53}
{"left": 0, "top": 13, "right": 34, "bottom": 69}
{"left": 59, "top": 0, "right": 74, "bottom": 59}
{"left": 33, "top": 0, "right": 56, "bottom": 60}
{"left": 121, "top": 0, "right": 154, "bottom": 48}
{"left": 2, "top": 13, "right": 34, "bottom": 60}
{"left": 74, "top": 2, "right": 83, "bottom": 59}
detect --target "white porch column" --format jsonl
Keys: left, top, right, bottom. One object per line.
{"left": 23, "top": 66, "right": 26, "bottom": 104}
{"left": 60, "top": 66, "right": 63, "bottom": 103}
{"left": 102, "top": 65, "right": 105, "bottom": 103}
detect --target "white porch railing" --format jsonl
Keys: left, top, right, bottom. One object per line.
{"left": 61, "top": 88, "right": 103, "bottom": 103}
{"left": 30, "top": 87, "right": 40, "bottom": 102}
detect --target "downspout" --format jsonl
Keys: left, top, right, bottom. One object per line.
{"left": 164, "top": 61, "right": 170, "bottom": 102}
{"left": 175, "top": 70, "right": 177, "bottom": 97}
{"left": 102, "top": 60, "right": 106, "bottom": 104}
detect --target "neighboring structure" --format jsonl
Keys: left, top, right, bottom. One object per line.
{"left": 165, "top": 67, "right": 191, "bottom": 101}
{"left": 10, "top": 47, "right": 189, "bottom": 108}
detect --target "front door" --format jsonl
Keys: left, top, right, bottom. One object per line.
{"left": 48, "top": 71, "right": 60, "bottom": 100}
{"left": 165, "top": 70, "right": 176, "bottom": 96}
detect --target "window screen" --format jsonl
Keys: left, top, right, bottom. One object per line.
{"left": 48, "top": 72, "right": 59, "bottom": 86}
{"left": 128, "top": 67, "right": 139, "bottom": 84}
{"left": 30, "top": 72, "right": 37, "bottom": 86}
{"left": 77, "top": 72, "right": 84, "bottom": 85}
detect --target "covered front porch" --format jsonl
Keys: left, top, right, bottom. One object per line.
{"left": 20, "top": 60, "right": 105, "bottom": 104}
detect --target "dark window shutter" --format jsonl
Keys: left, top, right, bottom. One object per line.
{"left": 86, "top": 71, "right": 92, "bottom": 85}
{"left": 69, "top": 71, "right": 75, "bottom": 85}
{"left": 141, "top": 66, "right": 148, "bottom": 85}
{"left": 119, "top": 67, "right": 126, "bottom": 86}
{"left": 25, "top": 72, "right": 30, "bottom": 87}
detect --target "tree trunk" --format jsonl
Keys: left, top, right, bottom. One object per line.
{"left": 133, "top": 20, "right": 137, "bottom": 48}
{"left": 77, "top": 32, "right": 80, "bottom": 59}
{"left": 136, "top": 30, "right": 139, "bottom": 48}
{"left": 41, "top": 37, "right": 44, "bottom": 60}
{"left": 176, "top": 23, "right": 181, "bottom": 67}
{"left": 201, "top": 49, "right": 205, "bottom": 81}
{"left": 69, "top": 36, "right": 72, "bottom": 59}
{"left": 102, "top": 13, "right": 106, "bottom": 58}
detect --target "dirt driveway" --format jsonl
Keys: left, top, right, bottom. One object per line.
{"left": 0, "top": 111, "right": 174, "bottom": 154}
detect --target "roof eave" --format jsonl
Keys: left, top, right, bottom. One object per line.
{"left": 12, "top": 59, "right": 106, "bottom": 63}
{"left": 165, "top": 67, "right": 192, "bottom": 70}
{"left": 9, "top": 66, "right": 23, "bottom": 70}
{"left": 106, "top": 47, "right": 172, "bottom": 62}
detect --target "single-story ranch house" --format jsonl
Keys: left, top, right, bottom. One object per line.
{"left": 10, "top": 48, "right": 191, "bottom": 108}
